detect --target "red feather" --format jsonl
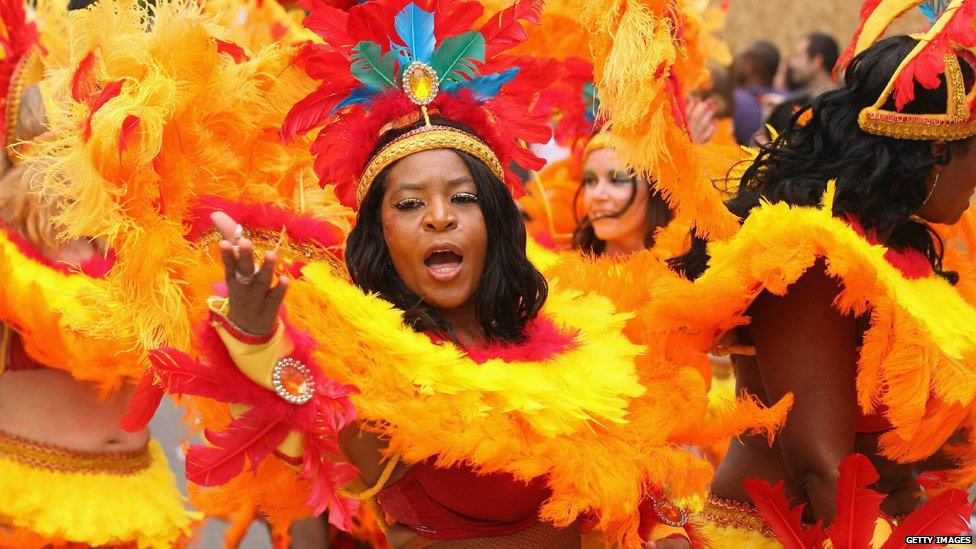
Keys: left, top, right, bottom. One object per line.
{"left": 147, "top": 347, "right": 251, "bottom": 404}
{"left": 118, "top": 115, "right": 140, "bottom": 155}
{"left": 829, "top": 454, "right": 885, "bottom": 549}
{"left": 835, "top": 0, "right": 882, "bottom": 77}
{"left": 186, "top": 406, "right": 292, "bottom": 486}
{"left": 298, "top": 0, "right": 352, "bottom": 47}
{"left": 280, "top": 87, "right": 347, "bottom": 143}
{"left": 71, "top": 51, "right": 97, "bottom": 103}
{"left": 214, "top": 39, "right": 248, "bottom": 63}
{"left": 82, "top": 79, "right": 125, "bottom": 141}
{"left": 431, "top": 0, "right": 483, "bottom": 41}
{"left": 744, "top": 478, "right": 826, "bottom": 549}
{"left": 917, "top": 470, "right": 949, "bottom": 491}
{"left": 882, "top": 489, "right": 975, "bottom": 548}
{"left": 478, "top": 0, "right": 543, "bottom": 57}
{"left": 118, "top": 371, "right": 164, "bottom": 432}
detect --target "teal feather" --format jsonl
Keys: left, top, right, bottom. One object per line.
{"left": 431, "top": 31, "right": 485, "bottom": 83}
{"left": 350, "top": 41, "right": 397, "bottom": 90}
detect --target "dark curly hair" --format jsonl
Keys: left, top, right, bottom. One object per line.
{"left": 672, "top": 36, "right": 974, "bottom": 282}
{"left": 345, "top": 117, "right": 548, "bottom": 343}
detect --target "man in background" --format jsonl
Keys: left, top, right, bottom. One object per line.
{"left": 786, "top": 32, "right": 839, "bottom": 97}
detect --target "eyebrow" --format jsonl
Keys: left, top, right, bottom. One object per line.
{"left": 392, "top": 177, "right": 474, "bottom": 193}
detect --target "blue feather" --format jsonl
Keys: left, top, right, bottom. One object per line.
{"left": 394, "top": 3, "right": 435, "bottom": 64}
{"left": 331, "top": 86, "right": 379, "bottom": 115}
{"left": 443, "top": 67, "right": 520, "bottom": 102}
{"left": 919, "top": 0, "right": 949, "bottom": 23}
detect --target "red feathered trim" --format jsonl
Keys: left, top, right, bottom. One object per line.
{"left": 431, "top": 317, "right": 576, "bottom": 364}
{"left": 744, "top": 478, "right": 826, "bottom": 549}
{"left": 185, "top": 196, "right": 344, "bottom": 254}
{"left": 147, "top": 315, "right": 361, "bottom": 529}
{"left": 0, "top": 223, "right": 115, "bottom": 278}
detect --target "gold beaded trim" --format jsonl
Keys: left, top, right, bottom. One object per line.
{"left": 0, "top": 430, "right": 151, "bottom": 475}
{"left": 859, "top": 56, "right": 976, "bottom": 141}
{"left": 357, "top": 126, "right": 505, "bottom": 205}
{"left": 195, "top": 227, "right": 348, "bottom": 280}
{"left": 699, "top": 494, "right": 776, "bottom": 539}
{"left": 3, "top": 47, "right": 42, "bottom": 163}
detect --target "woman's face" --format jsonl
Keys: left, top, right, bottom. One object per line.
{"left": 917, "top": 140, "right": 976, "bottom": 224}
{"left": 380, "top": 148, "right": 488, "bottom": 311}
{"left": 581, "top": 147, "right": 649, "bottom": 250}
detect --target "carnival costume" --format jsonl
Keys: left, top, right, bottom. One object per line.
{"left": 642, "top": 0, "right": 976, "bottom": 543}
{"left": 25, "top": 0, "right": 793, "bottom": 546}
{"left": 0, "top": 1, "right": 197, "bottom": 546}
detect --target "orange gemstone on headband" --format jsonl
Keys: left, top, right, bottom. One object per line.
{"left": 402, "top": 62, "right": 439, "bottom": 106}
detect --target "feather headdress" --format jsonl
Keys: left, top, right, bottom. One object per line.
{"left": 838, "top": 0, "right": 976, "bottom": 140}
{"left": 281, "top": 0, "right": 554, "bottom": 208}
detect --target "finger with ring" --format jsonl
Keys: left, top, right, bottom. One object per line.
{"left": 235, "top": 263, "right": 260, "bottom": 285}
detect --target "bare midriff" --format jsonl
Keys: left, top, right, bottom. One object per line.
{"left": 0, "top": 368, "right": 149, "bottom": 452}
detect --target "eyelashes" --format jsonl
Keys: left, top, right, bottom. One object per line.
{"left": 392, "top": 192, "right": 479, "bottom": 211}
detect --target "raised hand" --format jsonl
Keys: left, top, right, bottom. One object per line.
{"left": 211, "top": 211, "right": 289, "bottom": 336}
{"left": 685, "top": 97, "right": 718, "bottom": 145}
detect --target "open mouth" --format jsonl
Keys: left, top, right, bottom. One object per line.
{"left": 424, "top": 246, "right": 464, "bottom": 282}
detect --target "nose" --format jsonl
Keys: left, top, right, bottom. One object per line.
{"left": 591, "top": 178, "right": 612, "bottom": 200}
{"left": 423, "top": 196, "right": 458, "bottom": 232}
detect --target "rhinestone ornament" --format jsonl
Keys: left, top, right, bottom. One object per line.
{"left": 652, "top": 498, "right": 689, "bottom": 527}
{"left": 272, "top": 357, "right": 316, "bottom": 405}
{"left": 402, "top": 62, "right": 439, "bottom": 106}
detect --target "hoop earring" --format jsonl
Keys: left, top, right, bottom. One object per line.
{"left": 922, "top": 170, "right": 941, "bottom": 206}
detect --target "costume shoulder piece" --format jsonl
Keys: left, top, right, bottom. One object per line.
{"left": 28, "top": 0, "right": 350, "bottom": 353}
{"left": 647, "top": 183, "right": 976, "bottom": 489}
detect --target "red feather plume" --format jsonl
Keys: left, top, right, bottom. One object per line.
{"left": 71, "top": 51, "right": 98, "bottom": 103}
{"left": 215, "top": 39, "right": 249, "bottom": 63}
{"left": 478, "top": 0, "right": 544, "bottom": 57}
{"left": 835, "top": 0, "right": 883, "bottom": 77}
{"left": 882, "top": 490, "right": 975, "bottom": 549}
{"left": 147, "top": 316, "right": 360, "bottom": 530}
{"left": 828, "top": 454, "right": 885, "bottom": 549}
{"left": 744, "top": 478, "right": 826, "bottom": 549}
{"left": 119, "top": 371, "right": 165, "bottom": 432}
{"left": 82, "top": 79, "right": 125, "bottom": 141}
{"left": 118, "top": 114, "right": 140, "bottom": 155}
{"left": 188, "top": 406, "right": 293, "bottom": 486}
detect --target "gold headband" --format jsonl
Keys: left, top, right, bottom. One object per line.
{"left": 584, "top": 131, "right": 613, "bottom": 155}
{"left": 357, "top": 125, "right": 505, "bottom": 205}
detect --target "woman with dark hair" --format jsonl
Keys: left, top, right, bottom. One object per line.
{"left": 572, "top": 137, "right": 677, "bottom": 257}
{"left": 657, "top": 2, "right": 976, "bottom": 543}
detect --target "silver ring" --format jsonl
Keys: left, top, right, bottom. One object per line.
{"left": 234, "top": 263, "right": 259, "bottom": 285}
{"left": 232, "top": 224, "right": 244, "bottom": 242}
